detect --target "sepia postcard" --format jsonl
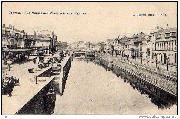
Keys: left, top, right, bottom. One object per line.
{"left": 1, "top": 1, "right": 178, "bottom": 118}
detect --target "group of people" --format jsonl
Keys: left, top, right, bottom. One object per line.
{"left": 2, "top": 76, "right": 19, "bottom": 97}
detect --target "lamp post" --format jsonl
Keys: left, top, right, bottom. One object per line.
{"left": 166, "top": 56, "right": 169, "bottom": 71}
{"left": 154, "top": 54, "right": 157, "bottom": 68}
{"left": 140, "top": 43, "right": 143, "bottom": 64}
{"left": 140, "top": 52, "right": 142, "bottom": 64}
{"left": 35, "top": 76, "right": 37, "bottom": 84}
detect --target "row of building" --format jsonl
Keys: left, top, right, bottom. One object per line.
{"left": 2, "top": 24, "right": 58, "bottom": 62}
{"left": 101, "top": 25, "right": 177, "bottom": 67}
{"left": 68, "top": 41, "right": 99, "bottom": 51}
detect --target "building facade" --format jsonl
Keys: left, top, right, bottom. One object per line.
{"left": 101, "top": 25, "right": 177, "bottom": 69}
{"left": 150, "top": 26, "right": 177, "bottom": 67}
{"left": 2, "top": 24, "right": 58, "bottom": 62}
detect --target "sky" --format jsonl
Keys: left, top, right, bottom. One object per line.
{"left": 2, "top": 2, "right": 177, "bottom": 43}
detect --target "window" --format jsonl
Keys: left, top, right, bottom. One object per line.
{"left": 160, "top": 43, "right": 161, "bottom": 50}
{"left": 152, "top": 53, "right": 154, "bottom": 59}
{"left": 170, "top": 32, "right": 176, "bottom": 38}
{"left": 165, "top": 33, "right": 170, "bottom": 39}
{"left": 162, "top": 43, "right": 164, "bottom": 50}
{"left": 2, "top": 30, "right": 5, "bottom": 35}
{"left": 164, "top": 42, "right": 166, "bottom": 50}
{"left": 147, "top": 48, "right": 150, "bottom": 56}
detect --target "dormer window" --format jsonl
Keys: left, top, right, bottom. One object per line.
{"left": 156, "top": 34, "right": 161, "bottom": 39}
{"left": 170, "top": 32, "right": 176, "bottom": 38}
{"left": 165, "top": 32, "right": 170, "bottom": 39}
{"left": 15, "top": 33, "right": 19, "bottom": 37}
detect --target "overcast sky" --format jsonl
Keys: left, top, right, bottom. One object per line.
{"left": 2, "top": 2, "right": 177, "bottom": 43}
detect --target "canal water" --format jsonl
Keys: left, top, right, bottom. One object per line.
{"left": 54, "top": 59, "right": 177, "bottom": 115}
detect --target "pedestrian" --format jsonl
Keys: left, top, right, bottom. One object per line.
{"left": 157, "top": 67, "right": 160, "bottom": 71}
{"left": 33, "top": 57, "right": 37, "bottom": 64}
{"left": 4, "top": 59, "right": 7, "bottom": 65}
{"left": 7, "top": 78, "right": 14, "bottom": 97}
{"left": 7, "top": 63, "right": 11, "bottom": 71}
{"left": 7, "top": 60, "right": 12, "bottom": 71}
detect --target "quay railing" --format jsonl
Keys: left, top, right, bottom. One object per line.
{"left": 95, "top": 53, "right": 177, "bottom": 96}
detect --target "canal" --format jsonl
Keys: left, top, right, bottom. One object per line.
{"left": 54, "top": 59, "right": 177, "bottom": 115}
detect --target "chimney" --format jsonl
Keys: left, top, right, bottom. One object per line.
{"left": 166, "top": 24, "right": 169, "bottom": 29}
{"left": 52, "top": 31, "right": 55, "bottom": 38}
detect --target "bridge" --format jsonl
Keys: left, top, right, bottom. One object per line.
{"left": 73, "top": 50, "right": 95, "bottom": 59}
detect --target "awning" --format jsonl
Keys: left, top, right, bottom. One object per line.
{"left": 3, "top": 48, "right": 33, "bottom": 53}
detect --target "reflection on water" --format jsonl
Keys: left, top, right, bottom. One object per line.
{"left": 124, "top": 77, "right": 177, "bottom": 109}
{"left": 82, "top": 58, "right": 177, "bottom": 109}
{"left": 54, "top": 59, "right": 176, "bottom": 114}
